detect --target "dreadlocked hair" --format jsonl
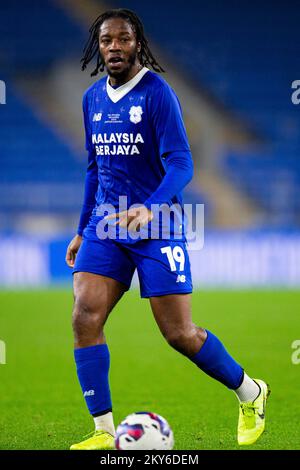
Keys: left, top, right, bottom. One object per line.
{"left": 81, "top": 8, "right": 165, "bottom": 76}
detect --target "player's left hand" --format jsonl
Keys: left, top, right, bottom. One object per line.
{"left": 105, "top": 205, "right": 153, "bottom": 232}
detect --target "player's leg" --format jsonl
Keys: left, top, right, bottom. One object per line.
{"left": 72, "top": 271, "right": 125, "bottom": 348}
{"left": 71, "top": 272, "right": 126, "bottom": 450}
{"left": 70, "top": 238, "right": 135, "bottom": 450}
{"left": 132, "top": 239, "right": 270, "bottom": 445}
{"left": 149, "top": 293, "right": 249, "bottom": 390}
{"left": 150, "top": 293, "right": 270, "bottom": 445}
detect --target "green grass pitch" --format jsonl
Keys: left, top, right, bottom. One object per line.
{"left": 0, "top": 289, "right": 299, "bottom": 450}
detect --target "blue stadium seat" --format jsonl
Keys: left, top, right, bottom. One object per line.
{"left": 1, "top": 0, "right": 85, "bottom": 74}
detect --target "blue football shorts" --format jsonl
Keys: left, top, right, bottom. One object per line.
{"left": 73, "top": 235, "right": 193, "bottom": 298}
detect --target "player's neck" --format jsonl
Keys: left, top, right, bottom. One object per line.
{"left": 108, "top": 62, "right": 143, "bottom": 88}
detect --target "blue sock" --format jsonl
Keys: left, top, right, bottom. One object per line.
{"left": 190, "top": 330, "right": 244, "bottom": 389}
{"left": 74, "top": 344, "right": 112, "bottom": 416}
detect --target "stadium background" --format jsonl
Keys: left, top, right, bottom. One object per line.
{"left": 0, "top": 0, "right": 299, "bottom": 450}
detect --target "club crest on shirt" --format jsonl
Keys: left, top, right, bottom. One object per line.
{"left": 129, "top": 105, "right": 143, "bottom": 124}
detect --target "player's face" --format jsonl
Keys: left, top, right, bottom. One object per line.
{"left": 99, "top": 18, "right": 141, "bottom": 79}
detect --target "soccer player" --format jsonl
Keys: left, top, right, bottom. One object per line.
{"left": 66, "top": 9, "right": 270, "bottom": 450}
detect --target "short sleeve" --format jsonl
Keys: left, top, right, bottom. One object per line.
{"left": 151, "top": 83, "right": 190, "bottom": 158}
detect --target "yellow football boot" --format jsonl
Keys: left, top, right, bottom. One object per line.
{"left": 237, "top": 379, "right": 271, "bottom": 446}
{"left": 70, "top": 430, "right": 115, "bottom": 450}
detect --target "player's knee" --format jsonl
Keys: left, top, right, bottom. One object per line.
{"left": 164, "top": 328, "right": 193, "bottom": 353}
{"left": 72, "top": 292, "right": 105, "bottom": 334}
{"left": 164, "top": 325, "right": 206, "bottom": 356}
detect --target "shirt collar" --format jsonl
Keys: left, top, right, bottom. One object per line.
{"left": 106, "top": 67, "right": 149, "bottom": 103}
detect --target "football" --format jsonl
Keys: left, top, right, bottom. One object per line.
{"left": 115, "top": 412, "right": 174, "bottom": 450}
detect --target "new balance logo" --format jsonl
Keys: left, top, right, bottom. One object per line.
{"left": 83, "top": 390, "right": 95, "bottom": 397}
{"left": 176, "top": 275, "right": 186, "bottom": 283}
{"left": 93, "top": 113, "right": 102, "bottom": 122}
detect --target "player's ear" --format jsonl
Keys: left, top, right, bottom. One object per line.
{"left": 137, "top": 41, "right": 141, "bottom": 53}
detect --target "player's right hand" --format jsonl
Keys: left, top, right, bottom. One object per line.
{"left": 65, "top": 234, "right": 82, "bottom": 268}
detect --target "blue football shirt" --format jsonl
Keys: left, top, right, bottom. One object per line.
{"left": 81, "top": 67, "right": 192, "bottom": 242}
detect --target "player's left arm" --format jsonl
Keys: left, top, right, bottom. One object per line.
{"left": 145, "top": 81, "right": 194, "bottom": 210}
{"left": 106, "top": 83, "right": 193, "bottom": 231}
{"left": 144, "top": 150, "right": 193, "bottom": 208}
{"left": 106, "top": 151, "right": 193, "bottom": 231}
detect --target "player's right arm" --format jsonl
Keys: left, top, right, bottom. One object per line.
{"left": 65, "top": 233, "right": 82, "bottom": 268}
{"left": 65, "top": 90, "right": 98, "bottom": 268}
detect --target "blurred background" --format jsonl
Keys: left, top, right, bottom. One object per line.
{"left": 0, "top": 0, "right": 300, "bottom": 287}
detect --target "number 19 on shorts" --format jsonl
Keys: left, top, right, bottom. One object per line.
{"left": 160, "top": 246, "right": 185, "bottom": 272}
